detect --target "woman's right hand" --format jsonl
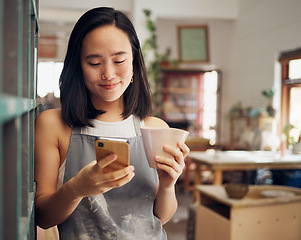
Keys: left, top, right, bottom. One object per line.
{"left": 68, "top": 154, "right": 135, "bottom": 199}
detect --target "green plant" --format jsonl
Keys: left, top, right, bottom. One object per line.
{"left": 142, "top": 9, "right": 172, "bottom": 92}
{"left": 142, "top": 10, "right": 160, "bottom": 91}
{"left": 284, "top": 123, "right": 301, "bottom": 145}
{"left": 228, "top": 102, "right": 253, "bottom": 118}
{"left": 262, "top": 87, "right": 276, "bottom": 117}
{"left": 262, "top": 87, "right": 276, "bottom": 99}
{"left": 142, "top": 9, "right": 175, "bottom": 116}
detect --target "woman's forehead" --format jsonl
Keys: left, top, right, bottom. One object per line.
{"left": 81, "top": 25, "right": 132, "bottom": 55}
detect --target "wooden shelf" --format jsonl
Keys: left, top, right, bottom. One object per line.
{"left": 160, "top": 87, "right": 198, "bottom": 94}
{"left": 160, "top": 68, "right": 221, "bottom": 142}
{"left": 161, "top": 69, "right": 205, "bottom": 124}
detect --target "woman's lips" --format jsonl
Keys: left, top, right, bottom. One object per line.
{"left": 100, "top": 82, "right": 119, "bottom": 90}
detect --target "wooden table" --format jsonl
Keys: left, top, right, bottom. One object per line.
{"left": 194, "top": 185, "right": 301, "bottom": 240}
{"left": 188, "top": 150, "right": 301, "bottom": 186}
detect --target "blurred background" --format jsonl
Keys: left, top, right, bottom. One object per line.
{"left": 37, "top": 0, "right": 301, "bottom": 151}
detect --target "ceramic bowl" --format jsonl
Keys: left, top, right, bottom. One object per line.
{"left": 140, "top": 127, "right": 189, "bottom": 168}
{"left": 224, "top": 183, "right": 249, "bottom": 199}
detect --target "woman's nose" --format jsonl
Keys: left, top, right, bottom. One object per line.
{"left": 101, "top": 64, "right": 116, "bottom": 80}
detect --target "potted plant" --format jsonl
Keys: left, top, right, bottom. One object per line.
{"left": 262, "top": 87, "right": 276, "bottom": 117}
{"left": 141, "top": 10, "right": 179, "bottom": 88}
{"left": 142, "top": 9, "right": 180, "bottom": 117}
{"left": 142, "top": 10, "right": 164, "bottom": 91}
{"left": 284, "top": 123, "right": 301, "bottom": 154}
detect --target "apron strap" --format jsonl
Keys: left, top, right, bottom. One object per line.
{"left": 133, "top": 115, "right": 142, "bottom": 136}
{"left": 72, "top": 127, "right": 81, "bottom": 135}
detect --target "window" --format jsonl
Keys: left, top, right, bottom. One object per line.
{"left": 37, "top": 61, "right": 63, "bottom": 113}
{"left": 279, "top": 48, "right": 301, "bottom": 146}
{"left": 203, "top": 70, "right": 218, "bottom": 144}
{"left": 37, "top": 61, "right": 63, "bottom": 98}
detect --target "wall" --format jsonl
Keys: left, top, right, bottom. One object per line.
{"left": 223, "top": 0, "right": 301, "bottom": 144}
{"left": 39, "top": 0, "right": 134, "bottom": 14}
{"left": 154, "top": 0, "right": 301, "bottom": 144}
{"left": 132, "top": 0, "right": 238, "bottom": 44}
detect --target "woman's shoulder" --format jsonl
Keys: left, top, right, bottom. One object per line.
{"left": 36, "top": 108, "right": 63, "bottom": 125}
{"left": 143, "top": 116, "right": 169, "bottom": 128}
{"left": 35, "top": 109, "right": 70, "bottom": 134}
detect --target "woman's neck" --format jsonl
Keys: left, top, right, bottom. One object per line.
{"left": 94, "top": 99, "right": 124, "bottom": 122}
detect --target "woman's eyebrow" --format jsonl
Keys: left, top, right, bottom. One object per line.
{"left": 85, "top": 54, "right": 101, "bottom": 59}
{"left": 85, "top": 51, "right": 127, "bottom": 59}
{"left": 112, "top": 51, "right": 128, "bottom": 57}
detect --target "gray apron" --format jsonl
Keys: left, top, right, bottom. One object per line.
{"left": 57, "top": 116, "right": 167, "bottom": 240}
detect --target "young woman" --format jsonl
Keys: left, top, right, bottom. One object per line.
{"left": 35, "top": 7, "right": 190, "bottom": 239}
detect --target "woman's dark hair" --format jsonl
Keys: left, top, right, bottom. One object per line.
{"left": 59, "top": 7, "right": 152, "bottom": 127}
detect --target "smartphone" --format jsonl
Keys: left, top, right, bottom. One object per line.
{"left": 95, "top": 137, "right": 130, "bottom": 173}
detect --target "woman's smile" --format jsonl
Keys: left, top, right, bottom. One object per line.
{"left": 100, "top": 82, "right": 120, "bottom": 90}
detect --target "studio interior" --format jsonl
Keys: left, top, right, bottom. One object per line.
{"left": 1, "top": 0, "right": 301, "bottom": 239}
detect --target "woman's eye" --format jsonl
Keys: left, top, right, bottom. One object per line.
{"left": 115, "top": 60, "right": 125, "bottom": 64}
{"left": 89, "top": 63, "right": 100, "bottom": 66}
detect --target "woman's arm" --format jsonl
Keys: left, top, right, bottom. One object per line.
{"left": 144, "top": 117, "right": 190, "bottom": 224}
{"left": 153, "top": 184, "right": 177, "bottom": 225}
{"left": 153, "top": 141, "right": 189, "bottom": 224}
{"left": 34, "top": 109, "right": 81, "bottom": 228}
{"left": 35, "top": 110, "right": 135, "bottom": 229}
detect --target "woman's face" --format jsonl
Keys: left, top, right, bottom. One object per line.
{"left": 81, "top": 25, "right": 133, "bottom": 108}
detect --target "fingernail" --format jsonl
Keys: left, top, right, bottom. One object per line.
{"left": 108, "top": 154, "right": 117, "bottom": 160}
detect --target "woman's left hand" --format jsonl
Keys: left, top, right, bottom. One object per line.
{"left": 155, "top": 142, "right": 190, "bottom": 189}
